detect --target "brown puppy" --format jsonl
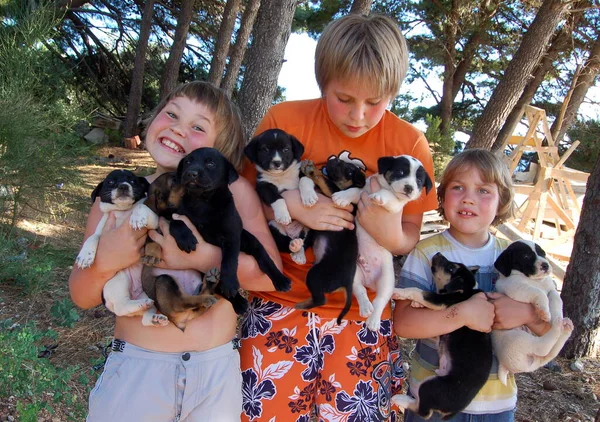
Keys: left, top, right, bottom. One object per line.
{"left": 140, "top": 172, "right": 185, "bottom": 265}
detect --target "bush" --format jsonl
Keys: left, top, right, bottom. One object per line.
{"left": 0, "top": 322, "right": 85, "bottom": 420}
{"left": 424, "top": 114, "right": 455, "bottom": 180}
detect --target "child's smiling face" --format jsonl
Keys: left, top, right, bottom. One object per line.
{"left": 323, "top": 79, "right": 392, "bottom": 139}
{"left": 442, "top": 166, "right": 500, "bottom": 248}
{"left": 145, "top": 96, "right": 217, "bottom": 174}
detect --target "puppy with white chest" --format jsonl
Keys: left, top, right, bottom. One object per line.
{"left": 492, "top": 240, "right": 573, "bottom": 385}
{"left": 75, "top": 169, "right": 155, "bottom": 316}
{"left": 333, "top": 155, "right": 433, "bottom": 331}
{"left": 244, "top": 129, "right": 311, "bottom": 264}
{"left": 391, "top": 253, "right": 493, "bottom": 420}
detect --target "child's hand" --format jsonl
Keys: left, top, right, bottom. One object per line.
{"left": 357, "top": 178, "right": 398, "bottom": 239}
{"left": 458, "top": 292, "right": 495, "bottom": 333}
{"left": 284, "top": 190, "right": 354, "bottom": 231}
{"left": 95, "top": 211, "right": 147, "bottom": 274}
{"left": 487, "top": 292, "right": 538, "bottom": 330}
{"left": 149, "top": 215, "right": 209, "bottom": 271}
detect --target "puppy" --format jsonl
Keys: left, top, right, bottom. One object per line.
{"left": 392, "top": 253, "right": 493, "bottom": 420}
{"left": 295, "top": 153, "right": 367, "bottom": 324}
{"left": 244, "top": 129, "right": 310, "bottom": 264}
{"left": 492, "top": 240, "right": 573, "bottom": 385}
{"left": 128, "top": 172, "right": 219, "bottom": 331}
{"left": 75, "top": 169, "right": 155, "bottom": 316}
{"left": 332, "top": 155, "right": 433, "bottom": 331}
{"left": 168, "top": 147, "right": 291, "bottom": 314}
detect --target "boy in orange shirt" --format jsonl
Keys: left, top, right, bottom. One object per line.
{"left": 240, "top": 14, "right": 437, "bottom": 421}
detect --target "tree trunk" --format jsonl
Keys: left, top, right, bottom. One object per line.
{"left": 550, "top": 34, "right": 600, "bottom": 145}
{"left": 222, "top": 0, "right": 261, "bottom": 96}
{"left": 493, "top": 2, "right": 587, "bottom": 152}
{"left": 439, "top": 5, "right": 458, "bottom": 138}
{"left": 123, "top": 0, "right": 155, "bottom": 142}
{"left": 207, "top": 0, "right": 241, "bottom": 86}
{"left": 159, "top": 0, "right": 195, "bottom": 99}
{"left": 237, "top": 0, "right": 296, "bottom": 140}
{"left": 350, "top": 0, "right": 372, "bottom": 15}
{"left": 560, "top": 152, "right": 600, "bottom": 359}
{"left": 466, "top": 0, "right": 570, "bottom": 150}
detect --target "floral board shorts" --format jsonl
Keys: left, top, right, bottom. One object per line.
{"left": 239, "top": 296, "right": 406, "bottom": 422}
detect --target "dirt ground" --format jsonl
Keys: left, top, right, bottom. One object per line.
{"left": 0, "top": 146, "right": 598, "bottom": 421}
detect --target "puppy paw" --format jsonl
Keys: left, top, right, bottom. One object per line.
{"left": 358, "top": 299, "right": 374, "bottom": 318}
{"left": 410, "top": 301, "right": 425, "bottom": 308}
{"left": 272, "top": 274, "right": 292, "bottom": 292}
{"left": 290, "top": 250, "right": 306, "bottom": 265}
{"left": 536, "top": 307, "right": 551, "bottom": 323}
{"left": 205, "top": 267, "right": 221, "bottom": 285}
{"left": 301, "top": 190, "right": 319, "bottom": 208}
{"left": 391, "top": 288, "right": 410, "bottom": 301}
{"left": 141, "top": 254, "right": 161, "bottom": 266}
{"left": 369, "top": 191, "right": 387, "bottom": 206}
{"left": 391, "top": 394, "right": 415, "bottom": 412}
{"left": 152, "top": 314, "right": 169, "bottom": 326}
{"left": 332, "top": 191, "right": 352, "bottom": 208}
{"left": 289, "top": 238, "right": 304, "bottom": 253}
{"left": 562, "top": 318, "right": 574, "bottom": 334}
{"left": 129, "top": 210, "right": 148, "bottom": 230}
{"left": 273, "top": 204, "right": 292, "bottom": 226}
{"left": 365, "top": 315, "right": 381, "bottom": 332}
{"left": 75, "top": 249, "right": 96, "bottom": 269}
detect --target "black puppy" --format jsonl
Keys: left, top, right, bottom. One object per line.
{"left": 392, "top": 253, "right": 492, "bottom": 420}
{"left": 169, "top": 147, "right": 291, "bottom": 314}
{"left": 75, "top": 169, "right": 154, "bottom": 316}
{"left": 295, "top": 154, "right": 366, "bottom": 324}
{"left": 244, "top": 129, "right": 310, "bottom": 264}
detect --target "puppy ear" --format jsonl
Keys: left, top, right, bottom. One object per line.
{"left": 139, "top": 177, "right": 150, "bottom": 195}
{"left": 353, "top": 169, "right": 367, "bottom": 188}
{"left": 290, "top": 135, "right": 305, "bottom": 161}
{"left": 175, "top": 158, "right": 186, "bottom": 184}
{"left": 377, "top": 156, "right": 395, "bottom": 175}
{"left": 244, "top": 136, "right": 259, "bottom": 163}
{"left": 467, "top": 265, "right": 480, "bottom": 274}
{"left": 91, "top": 181, "right": 104, "bottom": 203}
{"left": 226, "top": 159, "right": 239, "bottom": 185}
{"left": 423, "top": 170, "right": 434, "bottom": 195}
{"left": 494, "top": 249, "right": 512, "bottom": 277}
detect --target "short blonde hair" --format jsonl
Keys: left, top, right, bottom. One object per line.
{"left": 143, "top": 81, "right": 245, "bottom": 171}
{"left": 437, "top": 148, "right": 515, "bottom": 226}
{"left": 314, "top": 14, "right": 409, "bottom": 97}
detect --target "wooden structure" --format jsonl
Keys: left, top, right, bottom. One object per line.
{"left": 499, "top": 105, "right": 589, "bottom": 260}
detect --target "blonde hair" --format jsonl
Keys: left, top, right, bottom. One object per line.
{"left": 437, "top": 148, "right": 515, "bottom": 226}
{"left": 314, "top": 13, "right": 408, "bottom": 97}
{"left": 143, "top": 81, "right": 245, "bottom": 171}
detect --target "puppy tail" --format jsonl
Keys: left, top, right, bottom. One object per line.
{"left": 336, "top": 285, "right": 353, "bottom": 325}
{"left": 498, "top": 364, "right": 509, "bottom": 386}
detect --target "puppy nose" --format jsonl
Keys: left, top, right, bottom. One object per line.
{"left": 117, "top": 183, "right": 129, "bottom": 191}
{"left": 185, "top": 170, "right": 198, "bottom": 179}
{"left": 541, "top": 262, "right": 549, "bottom": 272}
{"left": 404, "top": 185, "right": 414, "bottom": 195}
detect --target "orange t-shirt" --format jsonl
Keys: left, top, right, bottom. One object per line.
{"left": 242, "top": 98, "right": 438, "bottom": 320}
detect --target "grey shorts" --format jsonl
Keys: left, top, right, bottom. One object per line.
{"left": 87, "top": 339, "right": 242, "bottom": 422}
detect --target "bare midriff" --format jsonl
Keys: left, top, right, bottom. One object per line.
{"left": 113, "top": 299, "right": 237, "bottom": 353}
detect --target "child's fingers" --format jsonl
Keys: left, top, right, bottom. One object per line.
{"left": 147, "top": 229, "right": 163, "bottom": 245}
{"left": 101, "top": 212, "right": 117, "bottom": 233}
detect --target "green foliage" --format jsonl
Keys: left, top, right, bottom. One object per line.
{"left": 0, "top": 234, "right": 77, "bottom": 295}
{"left": 50, "top": 298, "right": 81, "bottom": 328}
{"left": 565, "top": 118, "right": 600, "bottom": 173}
{"left": 425, "top": 114, "right": 455, "bottom": 180}
{"left": 0, "top": 323, "right": 84, "bottom": 420}
{"left": 0, "top": 2, "right": 91, "bottom": 225}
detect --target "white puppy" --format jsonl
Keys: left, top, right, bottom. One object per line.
{"left": 492, "top": 240, "right": 574, "bottom": 385}
{"left": 333, "top": 155, "right": 433, "bottom": 331}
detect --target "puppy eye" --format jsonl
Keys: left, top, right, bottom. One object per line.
{"left": 206, "top": 161, "right": 216, "bottom": 169}
{"left": 107, "top": 180, "right": 116, "bottom": 186}
{"left": 282, "top": 147, "right": 290, "bottom": 153}
{"left": 260, "top": 146, "right": 269, "bottom": 152}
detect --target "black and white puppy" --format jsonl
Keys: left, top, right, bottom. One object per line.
{"left": 392, "top": 253, "right": 492, "bottom": 420}
{"left": 492, "top": 240, "right": 573, "bottom": 385}
{"left": 168, "top": 147, "right": 291, "bottom": 315}
{"left": 332, "top": 155, "right": 433, "bottom": 331}
{"left": 244, "top": 129, "right": 310, "bottom": 264}
{"left": 75, "top": 169, "right": 154, "bottom": 316}
{"left": 295, "top": 154, "right": 367, "bottom": 324}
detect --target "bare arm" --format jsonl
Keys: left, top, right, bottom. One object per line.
{"left": 488, "top": 292, "right": 551, "bottom": 336}
{"left": 69, "top": 200, "right": 148, "bottom": 309}
{"left": 150, "top": 177, "right": 284, "bottom": 292}
{"left": 393, "top": 292, "right": 496, "bottom": 339}
{"left": 356, "top": 178, "right": 423, "bottom": 255}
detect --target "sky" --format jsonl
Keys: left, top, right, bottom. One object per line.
{"left": 278, "top": 33, "right": 599, "bottom": 127}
